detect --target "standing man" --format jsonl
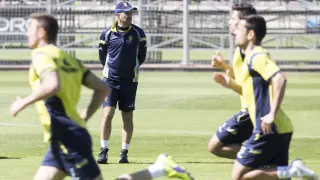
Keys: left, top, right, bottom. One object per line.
{"left": 98, "top": 1, "right": 147, "bottom": 164}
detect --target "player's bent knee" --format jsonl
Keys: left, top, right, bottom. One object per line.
{"left": 232, "top": 169, "right": 242, "bottom": 180}
{"left": 232, "top": 161, "right": 252, "bottom": 180}
{"left": 208, "top": 136, "right": 224, "bottom": 155}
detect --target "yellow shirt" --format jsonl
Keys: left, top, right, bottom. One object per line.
{"left": 29, "top": 44, "right": 89, "bottom": 142}
{"left": 239, "top": 46, "right": 293, "bottom": 134}
{"left": 232, "top": 47, "right": 247, "bottom": 109}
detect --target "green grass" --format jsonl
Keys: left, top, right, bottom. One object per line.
{"left": 0, "top": 71, "right": 320, "bottom": 179}
{"left": 1, "top": 49, "right": 320, "bottom": 61}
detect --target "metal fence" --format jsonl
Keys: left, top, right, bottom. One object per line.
{"left": 0, "top": 0, "right": 320, "bottom": 67}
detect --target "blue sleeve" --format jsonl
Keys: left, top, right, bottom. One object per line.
{"left": 138, "top": 29, "right": 147, "bottom": 65}
{"left": 99, "top": 29, "right": 109, "bottom": 66}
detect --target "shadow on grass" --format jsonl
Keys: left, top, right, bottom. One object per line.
{"left": 0, "top": 156, "right": 21, "bottom": 160}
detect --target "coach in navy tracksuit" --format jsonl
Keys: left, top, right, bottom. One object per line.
{"left": 97, "top": 1, "right": 147, "bottom": 164}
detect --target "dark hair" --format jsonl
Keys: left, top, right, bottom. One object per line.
{"left": 31, "top": 13, "right": 59, "bottom": 44}
{"left": 232, "top": 3, "right": 257, "bottom": 19}
{"left": 244, "top": 15, "right": 267, "bottom": 45}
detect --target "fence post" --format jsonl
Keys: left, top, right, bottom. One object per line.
{"left": 182, "top": 0, "right": 189, "bottom": 65}
{"left": 137, "top": 0, "right": 143, "bottom": 27}
{"left": 229, "top": 2, "right": 234, "bottom": 65}
{"left": 47, "top": 0, "right": 52, "bottom": 14}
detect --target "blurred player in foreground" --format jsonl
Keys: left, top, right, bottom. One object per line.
{"left": 10, "top": 13, "right": 107, "bottom": 180}
{"left": 115, "top": 154, "right": 193, "bottom": 180}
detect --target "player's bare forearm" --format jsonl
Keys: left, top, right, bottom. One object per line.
{"left": 228, "top": 78, "right": 242, "bottom": 95}
{"left": 10, "top": 71, "right": 59, "bottom": 117}
{"left": 82, "top": 72, "right": 109, "bottom": 121}
{"left": 225, "top": 66, "right": 235, "bottom": 79}
{"left": 270, "top": 72, "right": 287, "bottom": 115}
{"left": 213, "top": 73, "right": 241, "bottom": 95}
{"left": 82, "top": 90, "right": 107, "bottom": 121}
{"left": 24, "top": 71, "right": 60, "bottom": 106}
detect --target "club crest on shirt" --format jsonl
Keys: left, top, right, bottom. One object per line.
{"left": 127, "top": 35, "right": 133, "bottom": 43}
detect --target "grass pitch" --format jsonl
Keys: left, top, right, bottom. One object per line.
{"left": 0, "top": 71, "right": 320, "bottom": 180}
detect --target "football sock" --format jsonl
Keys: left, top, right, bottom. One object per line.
{"left": 122, "top": 143, "right": 130, "bottom": 150}
{"left": 147, "top": 162, "right": 166, "bottom": 178}
{"left": 101, "top": 140, "right": 108, "bottom": 148}
{"left": 277, "top": 166, "right": 299, "bottom": 179}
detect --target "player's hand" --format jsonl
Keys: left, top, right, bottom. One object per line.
{"left": 260, "top": 113, "right": 275, "bottom": 134}
{"left": 213, "top": 72, "right": 230, "bottom": 88}
{"left": 226, "top": 67, "right": 235, "bottom": 79}
{"left": 10, "top": 96, "right": 27, "bottom": 117}
{"left": 211, "top": 51, "right": 226, "bottom": 70}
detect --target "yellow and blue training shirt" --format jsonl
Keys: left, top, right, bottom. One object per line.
{"left": 232, "top": 46, "right": 247, "bottom": 109}
{"left": 239, "top": 46, "right": 293, "bottom": 134}
{"left": 29, "top": 44, "right": 89, "bottom": 142}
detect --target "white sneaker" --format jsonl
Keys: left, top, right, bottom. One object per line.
{"left": 291, "top": 159, "right": 318, "bottom": 180}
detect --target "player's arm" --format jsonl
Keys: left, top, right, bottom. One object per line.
{"left": 81, "top": 71, "right": 109, "bottom": 121}
{"left": 226, "top": 66, "right": 235, "bottom": 79}
{"left": 229, "top": 78, "right": 242, "bottom": 95}
{"left": 211, "top": 52, "right": 234, "bottom": 79}
{"left": 269, "top": 72, "right": 287, "bottom": 115}
{"left": 23, "top": 71, "right": 60, "bottom": 104}
{"left": 138, "top": 31, "right": 147, "bottom": 65}
{"left": 99, "top": 30, "right": 108, "bottom": 66}
{"left": 213, "top": 73, "right": 242, "bottom": 95}
{"left": 11, "top": 53, "right": 60, "bottom": 116}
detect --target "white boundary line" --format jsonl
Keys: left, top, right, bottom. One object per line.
{"left": 1, "top": 122, "right": 320, "bottom": 139}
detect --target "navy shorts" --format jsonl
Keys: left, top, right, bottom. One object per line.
{"left": 236, "top": 132, "right": 292, "bottom": 168}
{"left": 42, "top": 116, "right": 100, "bottom": 179}
{"left": 103, "top": 78, "right": 138, "bottom": 112}
{"left": 216, "top": 109, "right": 253, "bottom": 145}
{"left": 42, "top": 142, "right": 100, "bottom": 179}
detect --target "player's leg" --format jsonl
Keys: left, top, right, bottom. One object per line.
{"left": 241, "top": 133, "right": 318, "bottom": 180}
{"left": 35, "top": 144, "right": 67, "bottom": 180}
{"left": 61, "top": 127, "right": 103, "bottom": 180}
{"left": 208, "top": 109, "right": 252, "bottom": 159}
{"left": 242, "top": 133, "right": 293, "bottom": 180}
{"left": 239, "top": 160, "right": 318, "bottom": 180}
{"left": 232, "top": 160, "right": 252, "bottom": 180}
{"left": 208, "top": 135, "right": 241, "bottom": 159}
{"left": 98, "top": 78, "right": 118, "bottom": 164}
{"left": 120, "top": 110, "right": 133, "bottom": 163}
{"left": 115, "top": 154, "right": 194, "bottom": 180}
{"left": 116, "top": 170, "right": 152, "bottom": 180}
{"left": 34, "top": 166, "right": 67, "bottom": 180}
{"left": 232, "top": 131, "right": 280, "bottom": 180}
{"left": 64, "top": 154, "right": 103, "bottom": 180}
{"left": 118, "top": 82, "right": 138, "bottom": 163}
